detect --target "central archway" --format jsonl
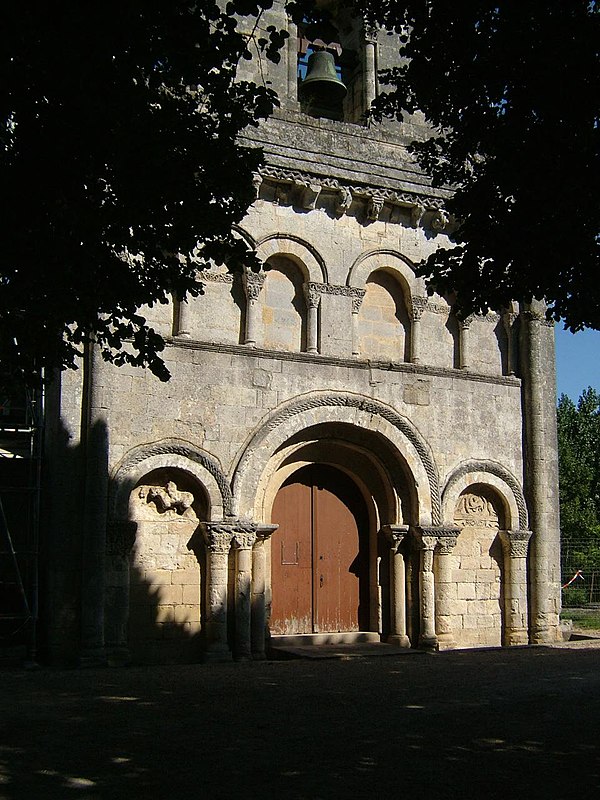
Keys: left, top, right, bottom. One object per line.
{"left": 270, "top": 464, "right": 370, "bottom": 635}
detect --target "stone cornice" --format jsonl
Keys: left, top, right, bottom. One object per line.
{"left": 166, "top": 338, "right": 522, "bottom": 390}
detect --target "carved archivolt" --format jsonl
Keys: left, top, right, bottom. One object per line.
{"left": 110, "top": 438, "right": 233, "bottom": 520}
{"left": 442, "top": 460, "right": 528, "bottom": 531}
{"left": 232, "top": 391, "right": 441, "bottom": 524}
{"left": 255, "top": 234, "right": 327, "bottom": 284}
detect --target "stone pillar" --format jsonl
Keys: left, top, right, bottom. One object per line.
{"left": 351, "top": 290, "right": 366, "bottom": 356}
{"left": 251, "top": 524, "right": 278, "bottom": 660}
{"left": 416, "top": 529, "right": 438, "bottom": 650}
{"left": 409, "top": 296, "right": 428, "bottom": 365}
{"left": 383, "top": 525, "right": 410, "bottom": 648}
{"left": 499, "top": 530, "right": 532, "bottom": 646}
{"left": 303, "top": 283, "right": 322, "bottom": 354}
{"left": 521, "top": 302, "right": 561, "bottom": 643}
{"left": 232, "top": 527, "right": 257, "bottom": 661}
{"left": 243, "top": 272, "right": 265, "bottom": 346}
{"left": 287, "top": 19, "right": 299, "bottom": 105}
{"left": 364, "top": 27, "right": 378, "bottom": 111}
{"left": 201, "top": 523, "right": 233, "bottom": 661}
{"left": 80, "top": 344, "right": 109, "bottom": 666}
{"left": 104, "top": 520, "right": 137, "bottom": 666}
{"left": 458, "top": 314, "right": 475, "bottom": 370}
{"left": 502, "top": 309, "right": 518, "bottom": 376}
{"left": 175, "top": 295, "right": 192, "bottom": 337}
{"left": 434, "top": 527, "right": 460, "bottom": 650}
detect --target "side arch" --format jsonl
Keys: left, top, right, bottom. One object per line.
{"left": 255, "top": 234, "right": 328, "bottom": 284}
{"left": 442, "top": 460, "right": 528, "bottom": 531}
{"left": 231, "top": 391, "right": 441, "bottom": 525}
{"left": 110, "top": 438, "right": 233, "bottom": 521}
{"left": 347, "top": 249, "right": 424, "bottom": 297}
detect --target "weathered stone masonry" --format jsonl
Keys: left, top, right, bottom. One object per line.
{"left": 42, "top": 2, "right": 561, "bottom": 664}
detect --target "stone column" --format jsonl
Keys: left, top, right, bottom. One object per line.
{"left": 416, "top": 529, "right": 438, "bottom": 650}
{"left": 383, "top": 525, "right": 410, "bottom": 648}
{"left": 232, "top": 526, "right": 257, "bottom": 661}
{"left": 458, "top": 314, "right": 475, "bottom": 370}
{"left": 521, "top": 302, "right": 561, "bottom": 643}
{"left": 303, "top": 283, "right": 322, "bottom": 354}
{"left": 351, "top": 290, "right": 366, "bottom": 356}
{"left": 434, "top": 527, "right": 460, "bottom": 650}
{"left": 287, "top": 19, "right": 299, "bottom": 105}
{"left": 104, "top": 520, "right": 137, "bottom": 667}
{"left": 201, "top": 523, "right": 233, "bottom": 661}
{"left": 499, "top": 530, "right": 532, "bottom": 646}
{"left": 243, "top": 272, "right": 265, "bottom": 346}
{"left": 409, "top": 296, "right": 428, "bottom": 365}
{"left": 175, "top": 295, "right": 192, "bottom": 337}
{"left": 502, "top": 309, "right": 518, "bottom": 376}
{"left": 81, "top": 344, "right": 109, "bottom": 666}
{"left": 251, "top": 524, "right": 278, "bottom": 660}
{"left": 364, "top": 27, "right": 378, "bottom": 111}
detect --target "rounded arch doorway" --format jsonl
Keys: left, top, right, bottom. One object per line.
{"left": 270, "top": 464, "right": 370, "bottom": 635}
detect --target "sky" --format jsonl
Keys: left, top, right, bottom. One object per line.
{"left": 555, "top": 326, "right": 600, "bottom": 402}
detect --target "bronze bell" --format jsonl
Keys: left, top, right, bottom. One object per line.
{"left": 299, "top": 50, "right": 347, "bottom": 104}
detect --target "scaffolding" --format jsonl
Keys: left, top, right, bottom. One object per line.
{"left": 0, "top": 375, "right": 43, "bottom": 662}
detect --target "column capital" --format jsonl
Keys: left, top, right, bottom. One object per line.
{"left": 410, "top": 296, "right": 429, "bottom": 322}
{"left": 200, "top": 522, "right": 235, "bottom": 553}
{"left": 243, "top": 271, "right": 265, "bottom": 302}
{"left": 303, "top": 282, "right": 323, "bottom": 309}
{"left": 256, "top": 523, "right": 278, "bottom": 542}
{"left": 416, "top": 525, "right": 460, "bottom": 552}
{"left": 499, "top": 529, "right": 532, "bottom": 559}
{"left": 381, "top": 524, "right": 409, "bottom": 552}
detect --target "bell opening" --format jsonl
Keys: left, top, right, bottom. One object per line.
{"left": 299, "top": 50, "right": 347, "bottom": 122}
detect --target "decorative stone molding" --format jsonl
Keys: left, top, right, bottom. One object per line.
{"left": 417, "top": 525, "right": 460, "bottom": 553}
{"left": 197, "top": 269, "right": 234, "bottom": 284}
{"left": 367, "top": 195, "right": 385, "bottom": 221}
{"left": 243, "top": 271, "right": 266, "bottom": 302}
{"left": 499, "top": 529, "right": 532, "bottom": 559}
{"left": 106, "top": 521, "right": 137, "bottom": 557}
{"left": 427, "top": 301, "right": 452, "bottom": 316}
{"left": 410, "top": 296, "right": 429, "bottom": 322}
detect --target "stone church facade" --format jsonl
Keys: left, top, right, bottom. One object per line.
{"left": 42, "top": 3, "right": 561, "bottom": 665}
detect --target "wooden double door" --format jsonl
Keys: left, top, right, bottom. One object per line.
{"left": 270, "top": 464, "right": 369, "bottom": 635}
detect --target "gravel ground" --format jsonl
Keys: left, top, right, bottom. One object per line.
{"left": 1, "top": 642, "right": 599, "bottom": 800}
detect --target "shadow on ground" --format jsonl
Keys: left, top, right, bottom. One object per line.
{"left": 1, "top": 645, "right": 599, "bottom": 799}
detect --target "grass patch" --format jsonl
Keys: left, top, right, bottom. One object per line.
{"left": 560, "top": 608, "right": 600, "bottom": 630}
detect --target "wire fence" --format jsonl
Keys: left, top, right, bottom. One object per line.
{"left": 561, "top": 536, "right": 600, "bottom": 606}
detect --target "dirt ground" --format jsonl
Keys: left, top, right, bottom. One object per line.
{"left": 1, "top": 642, "right": 599, "bottom": 800}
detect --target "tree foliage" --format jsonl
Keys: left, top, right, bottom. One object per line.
{"left": 361, "top": 0, "right": 599, "bottom": 328}
{"left": 0, "top": 0, "right": 284, "bottom": 383}
{"left": 557, "top": 388, "right": 600, "bottom": 588}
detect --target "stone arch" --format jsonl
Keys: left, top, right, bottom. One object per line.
{"left": 232, "top": 224, "right": 257, "bottom": 251}
{"left": 347, "top": 249, "right": 423, "bottom": 298}
{"left": 261, "top": 255, "right": 308, "bottom": 352}
{"left": 110, "top": 438, "right": 233, "bottom": 522}
{"left": 255, "top": 234, "right": 328, "bottom": 284}
{"left": 441, "top": 460, "right": 528, "bottom": 532}
{"left": 357, "top": 269, "right": 411, "bottom": 362}
{"left": 231, "top": 391, "right": 441, "bottom": 526}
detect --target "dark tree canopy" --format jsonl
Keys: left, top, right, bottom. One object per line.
{"left": 0, "top": 0, "right": 283, "bottom": 382}
{"left": 361, "top": 0, "right": 599, "bottom": 328}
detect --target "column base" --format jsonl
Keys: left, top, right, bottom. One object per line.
{"left": 386, "top": 634, "right": 411, "bottom": 648}
{"left": 418, "top": 634, "right": 439, "bottom": 651}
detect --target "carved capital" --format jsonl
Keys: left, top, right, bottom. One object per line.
{"left": 367, "top": 194, "right": 385, "bottom": 221}
{"left": 256, "top": 523, "right": 278, "bottom": 542}
{"left": 232, "top": 529, "right": 257, "bottom": 550}
{"left": 459, "top": 313, "right": 476, "bottom": 331}
{"left": 351, "top": 289, "right": 366, "bottom": 314}
{"left": 243, "top": 271, "right": 265, "bottom": 302}
{"left": 499, "top": 529, "right": 532, "bottom": 559}
{"left": 201, "top": 523, "right": 234, "bottom": 554}
{"left": 304, "top": 282, "right": 323, "bottom": 309}
{"left": 106, "top": 521, "right": 137, "bottom": 556}
{"left": 364, "top": 22, "right": 378, "bottom": 44}
{"left": 410, "top": 296, "right": 429, "bottom": 322}
{"left": 382, "top": 524, "right": 409, "bottom": 553}
{"left": 417, "top": 525, "right": 460, "bottom": 554}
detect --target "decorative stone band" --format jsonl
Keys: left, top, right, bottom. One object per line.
{"left": 197, "top": 269, "right": 234, "bottom": 284}
{"left": 499, "top": 529, "right": 533, "bottom": 559}
{"left": 106, "top": 520, "right": 137, "bottom": 556}
{"left": 200, "top": 520, "right": 277, "bottom": 552}
{"left": 416, "top": 525, "right": 461, "bottom": 554}
{"left": 381, "top": 524, "right": 410, "bottom": 553}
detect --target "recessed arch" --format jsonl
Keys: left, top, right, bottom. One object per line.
{"left": 110, "top": 438, "right": 233, "bottom": 521}
{"left": 442, "top": 460, "right": 528, "bottom": 531}
{"left": 347, "top": 249, "right": 423, "bottom": 297}
{"left": 231, "top": 391, "right": 441, "bottom": 526}
{"left": 255, "top": 234, "right": 328, "bottom": 284}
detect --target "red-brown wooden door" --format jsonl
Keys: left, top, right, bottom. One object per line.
{"left": 270, "top": 465, "right": 368, "bottom": 635}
